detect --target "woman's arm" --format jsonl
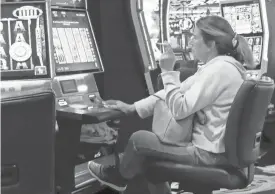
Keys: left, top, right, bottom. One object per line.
{"left": 106, "top": 90, "right": 165, "bottom": 119}
{"left": 161, "top": 68, "right": 223, "bottom": 120}
{"left": 134, "top": 90, "right": 165, "bottom": 119}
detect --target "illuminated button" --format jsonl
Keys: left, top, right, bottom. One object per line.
{"left": 77, "top": 84, "right": 88, "bottom": 92}
{"left": 58, "top": 101, "right": 68, "bottom": 106}
{"left": 88, "top": 94, "right": 96, "bottom": 99}
{"left": 87, "top": 106, "right": 94, "bottom": 110}
{"left": 251, "top": 74, "right": 258, "bottom": 79}
{"left": 94, "top": 151, "right": 101, "bottom": 158}
{"left": 58, "top": 99, "right": 68, "bottom": 106}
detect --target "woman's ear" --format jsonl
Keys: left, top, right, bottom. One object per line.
{"left": 206, "top": 40, "right": 217, "bottom": 53}
{"left": 209, "top": 40, "right": 216, "bottom": 49}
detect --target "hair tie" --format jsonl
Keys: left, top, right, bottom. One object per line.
{"left": 232, "top": 33, "right": 239, "bottom": 50}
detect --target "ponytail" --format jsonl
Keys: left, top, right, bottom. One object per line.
{"left": 196, "top": 16, "right": 256, "bottom": 69}
{"left": 233, "top": 35, "right": 255, "bottom": 69}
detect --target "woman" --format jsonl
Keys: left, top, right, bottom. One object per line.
{"left": 87, "top": 15, "right": 255, "bottom": 192}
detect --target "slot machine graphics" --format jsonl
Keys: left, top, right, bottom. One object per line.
{"left": 220, "top": 1, "right": 275, "bottom": 167}
{"left": 0, "top": 1, "right": 53, "bottom": 93}
{"left": 0, "top": 1, "right": 55, "bottom": 194}
{"left": 160, "top": 0, "right": 221, "bottom": 69}
{"left": 49, "top": 0, "right": 125, "bottom": 194}
{"left": 220, "top": 0, "right": 270, "bottom": 79}
{"left": 219, "top": 0, "right": 275, "bottom": 167}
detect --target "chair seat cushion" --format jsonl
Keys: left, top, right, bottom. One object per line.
{"left": 146, "top": 161, "right": 247, "bottom": 190}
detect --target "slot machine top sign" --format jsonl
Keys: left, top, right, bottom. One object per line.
{"left": 0, "top": 3, "right": 50, "bottom": 80}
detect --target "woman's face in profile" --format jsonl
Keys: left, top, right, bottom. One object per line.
{"left": 189, "top": 27, "right": 210, "bottom": 63}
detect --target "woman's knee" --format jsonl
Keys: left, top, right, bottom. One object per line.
{"left": 130, "top": 130, "right": 156, "bottom": 142}
{"left": 128, "top": 130, "right": 160, "bottom": 151}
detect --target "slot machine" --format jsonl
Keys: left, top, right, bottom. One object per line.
{"left": 0, "top": 1, "right": 53, "bottom": 93}
{"left": 220, "top": 0, "right": 275, "bottom": 167}
{"left": 218, "top": 0, "right": 275, "bottom": 167}
{"left": 160, "top": 0, "right": 221, "bottom": 69}
{"left": 160, "top": 0, "right": 269, "bottom": 76}
{"left": 220, "top": 0, "right": 269, "bottom": 78}
{"left": 143, "top": 0, "right": 162, "bottom": 63}
{"left": 49, "top": 0, "right": 124, "bottom": 193}
{"left": 130, "top": 0, "right": 162, "bottom": 94}
{"left": 0, "top": 1, "right": 55, "bottom": 194}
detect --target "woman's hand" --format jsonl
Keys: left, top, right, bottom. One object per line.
{"left": 195, "top": 110, "right": 207, "bottom": 125}
{"left": 158, "top": 42, "right": 176, "bottom": 72}
{"left": 104, "top": 100, "right": 136, "bottom": 115}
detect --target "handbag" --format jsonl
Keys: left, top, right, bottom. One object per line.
{"left": 152, "top": 99, "right": 193, "bottom": 146}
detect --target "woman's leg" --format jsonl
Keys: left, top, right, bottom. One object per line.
{"left": 119, "top": 130, "right": 197, "bottom": 179}
{"left": 88, "top": 130, "right": 198, "bottom": 192}
{"left": 147, "top": 182, "right": 172, "bottom": 194}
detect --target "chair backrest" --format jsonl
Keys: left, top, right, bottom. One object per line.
{"left": 1, "top": 89, "right": 56, "bottom": 194}
{"left": 225, "top": 77, "right": 275, "bottom": 168}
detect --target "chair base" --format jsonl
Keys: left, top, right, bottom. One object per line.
{"left": 183, "top": 189, "right": 213, "bottom": 194}
{"left": 172, "top": 190, "right": 213, "bottom": 194}
{"left": 179, "top": 183, "right": 214, "bottom": 194}
{"left": 193, "top": 190, "right": 213, "bottom": 194}
{"left": 193, "top": 192, "right": 212, "bottom": 194}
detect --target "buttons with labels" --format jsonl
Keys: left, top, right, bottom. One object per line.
{"left": 87, "top": 106, "right": 94, "bottom": 110}
{"left": 88, "top": 94, "right": 96, "bottom": 99}
{"left": 94, "top": 151, "right": 101, "bottom": 158}
{"left": 58, "top": 99, "right": 68, "bottom": 106}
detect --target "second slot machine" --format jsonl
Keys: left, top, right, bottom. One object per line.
{"left": 49, "top": 0, "right": 124, "bottom": 193}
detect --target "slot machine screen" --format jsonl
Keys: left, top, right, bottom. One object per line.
{"left": 51, "top": 0, "right": 85, "bottom": 9}
{"left": 221, "top": 1, "right": 263, "bottom": 67}
{"left": 167, "top": 0, "right": 220, "bottom": 49}
{"left": 221, "top": 1, "right": 263, "bottom": 34}
{"left": 60, "top": 79, "right": 78, "bottom": 94}
{"left": 51, "top": 9, "right": 101, "bottom": 74}
{"left": 0, "top": 2, "right": 51, "bottom": 80}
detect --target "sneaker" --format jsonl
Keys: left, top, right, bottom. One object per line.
{"left": 88, "top": 161, "right": 127, "bottom": 192}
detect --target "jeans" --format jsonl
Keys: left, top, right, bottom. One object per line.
{"left": 119, "top": 130, "right": 228, "bottom": 179}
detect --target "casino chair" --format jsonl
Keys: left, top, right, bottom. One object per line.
{"left": 145, "top": 76, "right": 275, "bottom": 194}
{"left": 1, "top": 89, "right": 56, "bottom": 194}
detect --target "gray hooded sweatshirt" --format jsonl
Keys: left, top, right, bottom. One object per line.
{"left": 134, "top": 55, "right": 246, "bottom": 154}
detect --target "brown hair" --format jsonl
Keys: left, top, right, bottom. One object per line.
{"left": 196, "top": 15, "right": 255, "bottom": 69}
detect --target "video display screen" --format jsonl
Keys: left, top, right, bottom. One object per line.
{"left": 245, "top": 35, "right": 262, "bottom": 66}
{"left": 222, "top": 2, "right": 263, "bottom": 34}
{"left": 60, "top": 79, "right": 78, "bottom": 94}
{"left": 51, "top": 0, "right": 85, "bottom": 9}
{"left": 0, "top": 2, "right": 50, "bottom": 80}
{"left": 167, "top": 0, "right": 220, "bottom": 49}
{"left": 51, "top": 9, "right": 101, "bottom": 74}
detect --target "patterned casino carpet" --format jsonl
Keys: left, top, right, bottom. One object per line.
{"left": 172, "top": 165, "right": 275, "bottom": 194}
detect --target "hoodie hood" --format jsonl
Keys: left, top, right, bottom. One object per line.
{"left": 206, "top": 55, "right": 246, "bottom": 79}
